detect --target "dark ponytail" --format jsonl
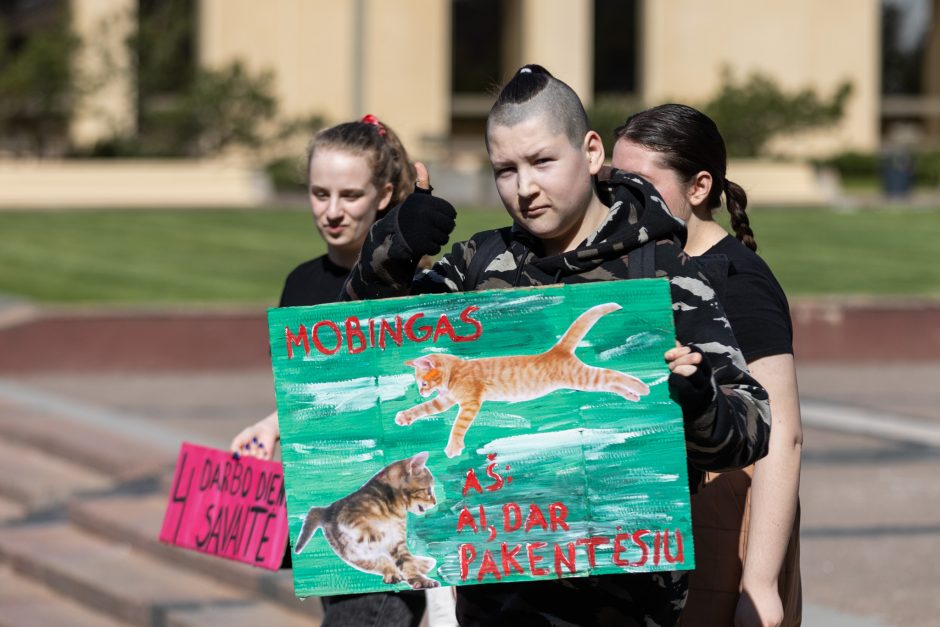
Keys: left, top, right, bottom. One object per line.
{"left": 615, "top": 104, "right": 758, "bottom": 251}
{"left": 494, "top": 64, "right": 553, "bottom": 104}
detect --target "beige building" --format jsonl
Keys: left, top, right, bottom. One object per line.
{"left": 68, "top": 0, "right": 936, "bottom": 161}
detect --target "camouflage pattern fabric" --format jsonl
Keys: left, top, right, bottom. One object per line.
{"left": 342, "top": 169, "right": 771, "bottom": 627}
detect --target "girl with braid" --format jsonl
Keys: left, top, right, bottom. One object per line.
{"left": 612, "top": 104, "right": 802, "bottom": 627}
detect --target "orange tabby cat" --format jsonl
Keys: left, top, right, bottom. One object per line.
{"left": 293, "top": 451, "right": 439, "bottom": 589}
{"left": 397, "top": 303, "right": 650, "bottom": 457}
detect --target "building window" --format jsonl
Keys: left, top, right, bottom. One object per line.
{"left": 882, "top": 0, "right": 931, "bottom": 95}
{"left": 451, "top": 0, "right": 502, "bottom": 137}
{"left": 881, "top": 0, "right": 940, "bottom": 141}
{"left": 593, "top": 0, "right": 639, "bottom": 97}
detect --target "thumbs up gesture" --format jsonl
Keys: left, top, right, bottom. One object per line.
{"left": 414, "top": 161, "right": 432, "bottom": 192}
{"left": 397, "top": 161, "right": 457, "bottom": 258}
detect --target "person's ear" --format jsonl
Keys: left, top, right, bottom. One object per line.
{"left": 583, "top": 130, "right": 605, "bottom": 175}
{"left": 377, "top": 182, "right": 394, "bottom": 210}
{"left": 687, "top": 170, "right": 712, "bottom": 208}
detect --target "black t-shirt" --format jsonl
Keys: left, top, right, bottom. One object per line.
{"left": 276, "top": 255, "right": 427, "bottom": 612}
{"left": 702, "top": 235, "right": 793, "bottom": 361}
{"left": 278, "top": 255, "right": 351, "bottom": 307}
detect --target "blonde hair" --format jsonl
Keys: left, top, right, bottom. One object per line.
{"left": 308, "top": 116, "right": 416, "bottom": 208}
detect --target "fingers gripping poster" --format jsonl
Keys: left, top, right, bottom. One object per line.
{"left": 268, "top": 279, "right": 694, "bottom": 597}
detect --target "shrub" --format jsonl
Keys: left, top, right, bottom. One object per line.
{"left": 0, "top": 9, "right": 80, "bottom": 156}
{"left": 588, "top": 95, "right": 644, "bottom": 156}
{"left": 816, "top": 149, "right": 940, "bottom": 188}
{"left": 266, "top": 155, "right": 307, "bottom": 193}
{"left": 702, "top": 69, "right": 853, "bottom": 158}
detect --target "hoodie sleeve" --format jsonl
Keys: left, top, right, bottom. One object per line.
{"left": 656, "top": 241, "right": 772, "bottom": 472}
{"left": 342, "top": 203, "right": 472, "bottom": 300}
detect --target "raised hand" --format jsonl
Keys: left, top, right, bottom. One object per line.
{"left": 415, "top": 161, "right": 431, "bottom": 191}
{"left": 397, "top": 161, "right": 456, "bottom": 258}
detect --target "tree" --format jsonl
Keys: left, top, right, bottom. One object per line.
{"left": 85, "top": 0, "right": 309, "bottom": 160}
{"left": 0, "top": 10, "right": 80, "bottom": 156}
{"left": 702, "top": 69, "right": 853, "bottom": 158}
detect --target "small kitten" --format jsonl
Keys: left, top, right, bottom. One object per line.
{"left": 397, "top": 302, "right": 650, "bottom": 458}
{"left": 293, "top": 451, "right": 439, "bottom": 589}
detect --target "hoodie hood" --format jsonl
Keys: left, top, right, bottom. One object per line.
{"left": 522, "top": 168, "right": 688, "bottom": 278}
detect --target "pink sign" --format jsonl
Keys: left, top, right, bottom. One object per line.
{"left": 159, "top": 442, "right": 289, "bottom": 570}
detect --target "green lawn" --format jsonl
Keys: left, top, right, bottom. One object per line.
{"left": 0, "top": 205, "right": 937, "bottom": 305}
{"left": 740, "top": 206, "right": 940, "bottom": 297}
{"left": 0, "top": 206, "right": 508, "bottom": 305}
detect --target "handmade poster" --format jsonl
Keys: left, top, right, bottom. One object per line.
{"left": 269, "top": 279, "right": 693, "bottom": 597}
{"left": 159, "top": 442, "right": 289, "bottom": 570}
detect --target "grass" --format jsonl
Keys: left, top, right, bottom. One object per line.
{"left": 0, "top": 206, "right": 507, "bottom": 305}
{"left": 0, "top": 205, "right": 938, "bottom": 305}
{"left": 738, "top": 206, "right": 940, "bottom": 297}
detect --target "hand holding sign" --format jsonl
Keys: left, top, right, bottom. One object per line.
{"left": 230, "top": 412, "right": 279, "bottom": 460}
{"left": 666, "top": 344, "right": 717, "bottom": 425}
{"left": 664, "top": 342, "right": 702, "bottom": 378}
{"left": 398, "top": 161, "right": 456, "bottom": 258}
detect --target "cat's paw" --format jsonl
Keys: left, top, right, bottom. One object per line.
{"left": 382, "top": 572, "right": 405, "bottom": 585}
{"left": 444, "top": 439, "right": 464, "bottom": 458}
{"left": 415, "top": 556, "right": 436, "bottom": 573}
{"left": 408, "top": 575, "right": 440, "bottom": 589}
{"left": 395, "top": 411, "right": 414, "bottom": 426}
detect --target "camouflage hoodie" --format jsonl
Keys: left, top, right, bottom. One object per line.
{"left": 344, "top": 169, "right": 771, "bottom": 475}
{"left": 343, "top": 169, "right": 770, "bottom": 626}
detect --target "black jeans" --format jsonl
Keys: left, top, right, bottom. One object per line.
{"left": 321, "top": 591, "right": 426, "bottom": 627}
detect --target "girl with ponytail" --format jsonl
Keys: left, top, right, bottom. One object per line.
{"left": 613, "top": 104, "right": 802, "bottom": 627}
{"left": 230, "top": 116, "right": 436, "bottom": 627}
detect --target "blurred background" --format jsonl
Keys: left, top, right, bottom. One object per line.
{"left": 0, "top": 1, "right": 938, "bottom": 626}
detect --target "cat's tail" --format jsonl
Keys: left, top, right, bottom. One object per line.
{"left": 552, "top": 303, "right": 622, "bottom": 354}
{"left": 294, "top": 506, "right": 325, "bottom": 555}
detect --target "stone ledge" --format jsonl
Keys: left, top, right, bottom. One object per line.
{"left": 0, "top": 159, "right": 272, "bottom": 209}
{"left": 727, "top": 159, "right": 834, "bottom": 206}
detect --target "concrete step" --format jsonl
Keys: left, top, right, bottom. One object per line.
{"left": 0, "top": 495, "right": 27, "bottom": 523}
{"left": 0, "top": 563, "right": 127, "bottom": 627}
{"left": 167, "top": 601, "right": 323, "bottom": 627}
{"left": 0, "top": 401, "right": 172, "bottom": 481}
{"left": 0, "top": 439, "right": 113, "bottom": 511}
{"left": 69, "top": 491, "right": 320, "bottom": 618}
{"left": 0, "top": 521, "right": 318, "bottom": 627}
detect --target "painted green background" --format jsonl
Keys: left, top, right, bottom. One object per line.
{"left": 269, "top": 279, "right": 694, "bottom": 597}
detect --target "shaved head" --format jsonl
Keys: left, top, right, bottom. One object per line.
{"left": 486, "top": 65, "right": 590, "bottom": 148}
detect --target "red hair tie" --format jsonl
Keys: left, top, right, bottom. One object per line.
{"left": 360, "top": 114, "right": 386, "bottom": 137}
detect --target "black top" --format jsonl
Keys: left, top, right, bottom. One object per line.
{"left": 278, "top": 254, "right": 429, "bottom": 615}
{"left": 279, "top": 255, "right": 351, "bottom": 307}
{"left": 702, "top": 235, "right": 793, "bottom": 361}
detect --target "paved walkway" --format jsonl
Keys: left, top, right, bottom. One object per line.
{"left": 1, "top": 361, "right": 938, "bottom": 626}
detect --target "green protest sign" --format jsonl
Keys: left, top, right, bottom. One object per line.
{"left": 269, "top": 279, "right": 694, "bottom": 597}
